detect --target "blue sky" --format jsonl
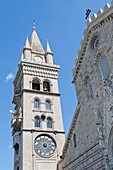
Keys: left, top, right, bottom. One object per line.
{"left": 0, "top": 0, "right": 111, "bottom": 169}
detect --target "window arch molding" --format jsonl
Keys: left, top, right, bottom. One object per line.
{"left": 45, "top": 100, "right": 51, "bottom": 110}
{"left": 32, "top": 97, "right": 41, "bottom": 109}
{"left": 93, "top": 48, "right": 105, "bottom": 64}
{"left": 34, "top": 98, "right": 40, "bottom": 109}
{"left": 47, "top": 117, "right": 53, "bottom": 129}
{"left": 42, "top": 79, "right": 52, "bottom": 85}
{"left": 45, "top": 98, "right": 53, "bottom": 109}
{"left": 34, "top": 116, "right": 41, "bottom": 128}
{"left": 32, "top": 77, "right": 41, "bottom": 83}
{"left": 32, "top": 77, "right": 41, "bottom": 91}
{"left": 42, "top": 79, "right": 53, "bottom": 92}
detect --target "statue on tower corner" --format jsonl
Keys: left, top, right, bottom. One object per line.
{"left": 10, "top": 107, "right": 23, "bottom": 135}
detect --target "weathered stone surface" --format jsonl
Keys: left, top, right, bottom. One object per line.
{"left": 61, "top": 3, "right": 113, "bottom": 170}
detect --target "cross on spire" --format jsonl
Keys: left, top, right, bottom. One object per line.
{"left": 33, "top": 17, "right": 36, "bottom": 29}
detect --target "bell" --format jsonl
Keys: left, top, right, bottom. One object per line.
{"left": 44, "top": 86, "right": 47, "bottom": 91}
{"left": 41, "top": 114, "right": 46, "bottom": 121}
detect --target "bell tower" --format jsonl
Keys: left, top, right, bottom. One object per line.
{"left": 11, "top": 26, "right": 65, "bottom": 170}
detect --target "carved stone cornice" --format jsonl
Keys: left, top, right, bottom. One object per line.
{"left": 21, "top": 129, "right": 65, "bottom": 134}
{"left": 22, "top": 89, "right": 60, "bottom": 96}
{"left": 14, "top": 61, "right": 60, "bottom": 84}
{"left": 22, "top": 63, "right": 59, "bottom": 79}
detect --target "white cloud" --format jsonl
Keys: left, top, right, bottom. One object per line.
{"left": 8, "top": 144, "right": 12, "bottom": 150}
{"left": 5, "top": 72, "right": 14, "bottom": 83}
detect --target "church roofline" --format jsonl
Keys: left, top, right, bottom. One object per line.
{"left": 62, "top": 103, "right": 81, "bottom": 159}
{"left": 72, "top": 1, "right": 113, "bottom": 84}
{"left": 86, "top": 2, "right": 112, "bottom": 27}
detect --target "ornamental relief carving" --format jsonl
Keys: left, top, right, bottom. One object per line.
{"left": 103, "top": 74, "right": 113, "bottom": 96}
{"left": 23, "top": 65, "right": 59, "bottom": 79}
{"left": 94, "top": 48, "right": 105, "bottom": 64}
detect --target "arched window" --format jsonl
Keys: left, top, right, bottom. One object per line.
{"left": 47, "top": 117, "right": 52, "bottom": 128}
{"left": 73, "top": 133, "right": 77, "bottom": 148}
{"left": 35, "top": 117, "right": 40, "bottom": 128}
{"left": 32, "top": 79, "right": 40, "bottom": 91}
{"left": 14, "top": 143, "right": 19, "bottom": 155}
{"left": 99, "top": 55, "right": 111, "bottom": 80}
{"left": 45, "top": 100, "right": 51, "bottom": 110}
{"left": 43, "top": 81, "right": 50, "bottom": 92}
{"left": 34, "top": 99, "right": 39, "bottom": 108}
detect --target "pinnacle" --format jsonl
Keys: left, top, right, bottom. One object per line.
{"left": 91, "top": 13, "right": 97, "bottom": 21}
{"left": 24, "top": 36, "right": 30, "bottom": 48}
{"left": 46, "top": 40, "right": 53, "bottom": 53}
{"left": 104, "top": 3, "right": 110, "bottom": 11}
{"left": 97, "top": 9, "right": 103, "bottom": 16}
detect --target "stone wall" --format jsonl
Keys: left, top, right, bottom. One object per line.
{"left": 62, "top": 3, "right": 113, "bottom": 170}
{"left": 63, "top": 143, "right": 107, "bottom": 170}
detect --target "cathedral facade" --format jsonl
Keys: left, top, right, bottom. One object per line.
{"left": 59, "top": 1, "right": 113, "bottom": 170}
{"left": 11, "top": 27, "right": 65, "bottom": 170}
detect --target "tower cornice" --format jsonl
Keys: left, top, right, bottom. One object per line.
{"left": 14, "top": 61, "right": 60, "bottom": 85}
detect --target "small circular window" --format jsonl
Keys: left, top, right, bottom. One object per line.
{"left": 90, "top": 34, "right": 99, "bottom": 51}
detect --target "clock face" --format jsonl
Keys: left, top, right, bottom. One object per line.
{"left": 34, "top": 135, "right": 56, "bottom": 158}
{"left": 34, "top": 56, "right": 43, "bottom": 63}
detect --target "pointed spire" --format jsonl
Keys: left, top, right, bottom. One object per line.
{"left": 46, "top": 40, "right": 53, "bottom": 54}
{"left": 24, "top": 36, "right": 30, "bottom": 48}
{"left": 23, "top": 36, "right": 31, "bottom": 61}
{"left": 30, "top": 27, "right": 44, "bottom": 53}
{"left": 45, "top": 40, "right": 53, "bottom": 64}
